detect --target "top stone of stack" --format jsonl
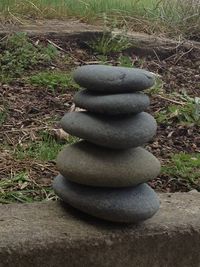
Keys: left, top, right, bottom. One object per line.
{"left": 73, "top": 65, "right": 155, "bottom": 93}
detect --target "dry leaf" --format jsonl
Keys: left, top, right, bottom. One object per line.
{"left": 53, "top": 128, "right": 69, "bottom": 141}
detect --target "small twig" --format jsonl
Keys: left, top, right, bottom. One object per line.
{"left": 68, "top": 103, "right": 76, "bottom": 112}
{"left": 33, "top": 162, "right": 56, "bottom": 172}
{"left": 8, "top": 10, "right": 24, "bottom": 25}
{"left": 157, "top": 95, "right": 185, "bottom": 105}
{"left": 47, "top": 39, "right": 89, "bottom": 65}
{"left": 153, "top": 49, "right": 161, "bottom": 63}
{"left": 29, "top": 177, "right": 49, "bottom": 199}
{"left": 47, "top": 39, "right": 66, "bottom": 52}
{"left": 174, "top": 47, "right": 194, "bottom": 64}
{"left": 174, "top": 40, "right": 185, "bottom": 50}
{"left": 84, "top": 61, "right": 111, "bottom": 64}
{"left": 0, "top": 126, "right": 49, "bottom": 134}
{"left": 164, "top": 53, "right": 176, "bottom": 62}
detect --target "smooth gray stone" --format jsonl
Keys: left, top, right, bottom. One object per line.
{"left": 74, "top": 90, "right": 150, "bottom": 115}
{"left": 57, "top": 141, "right": 161, "bottom": 187}
{"left": 73, "top": 65, "right": 155, "bottom": 93}
{"left": 53, "top": 175, "right": 160, "bottom": 223}
{"left": 61, "top": 111, "right": 157, "bottom": 149}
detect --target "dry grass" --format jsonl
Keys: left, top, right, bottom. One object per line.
{"left": 0, "top": 0, "right": 199, "bottom": 39}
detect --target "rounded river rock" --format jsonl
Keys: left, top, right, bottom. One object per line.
{"left": 61, "top": 111, "right": 157, "bottom": 149}
{"left": 57, "top": 141, "right": 161, "bottom": 187}
{"left": 53, "top": 175, "right": 160, "bottom": 223}
{"left": 73, "top": 65, "right": 155, "bottom": 93}
{"left": 74, "top": 90, "right": 150, "bottom": 115}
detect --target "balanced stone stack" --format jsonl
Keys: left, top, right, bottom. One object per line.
{"left": 53, "top": 65, "right": 161, "bottom": 223}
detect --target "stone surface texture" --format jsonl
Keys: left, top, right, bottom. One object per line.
{"left": 61, "top": 111, "right": 157, "bottom": 149}
{"left": 57, "top": 141, "right": 161, "bottom": 187}
{"left": 53, "top": 175, "right": 160, "bottom": 223}
{"left": 55, "top": 64, "right": 159, "bottom": 223}
{"left": 0, "top": 193, "right": 200, "bottom": 267}
{"left": 74, "top": 90, "right": 150, "bottom": 115}
{"left": 73, "top": 65, "right": 155, "bottom": 93}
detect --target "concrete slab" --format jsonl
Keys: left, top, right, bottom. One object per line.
{"left": 0, "top": 192, "right": 200, "bottom": 267}
{"left": 0, "top": 19, "right": 102, "bottom": 34}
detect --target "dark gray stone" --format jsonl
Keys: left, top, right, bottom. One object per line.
{"left": 53, "top": 175, "right": 160, "bottom": 223}
{"left": 61, "top": 111, "right": 157, "bottom": 149}
{"left": 74, "top": 90, "right": 150, "bottom": 115}
{"left": 73, "top": 65, "right": 155, "bottom": 93}
{"left": 57, "top": 141, "right": 161, "bottom": 187}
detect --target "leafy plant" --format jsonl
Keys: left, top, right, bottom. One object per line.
{"left": 146, "top": 76, "right": 164, "bottom": 95}
{"left": 118, "top": 55, "right": 133, "bottom": 67}
{"left": 162, "top": 152, "right": 200, "bottom": 184}
{"left": 156, "top": 95, "right": 200, "bottom": 126}
{"left": 29, "top": 71, "right": 79, "bottom": 92}
{"left": 96, "top": 55, "right": 109, "bottom": 65}
{"left": 0, "top": 32, "right": 58, "bottom": 83}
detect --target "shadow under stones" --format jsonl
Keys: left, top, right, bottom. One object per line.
{"left": 59, "top": 200, "right": 143, "bottom": 231}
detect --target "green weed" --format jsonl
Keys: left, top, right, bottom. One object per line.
{"left": 29, "top": 71, "right": 80, "bottom": 92}
{"left": 0, "top": 33, "right": 58, "bottom": 83}
{"left": 118, "top": 55, "right": 133, "bottom": 67}
{"left": 162, "top": 152, "right": 200, "bottom": 184}
{"left": 146, "top": 76, "right": 164, "bottom": 95}
{"left": 156, "top": 95, "right": 200, "bottom": 126}
{"left": 89, "top": 29, "right": 131, "bottom": 55}
{"left": 0, "top": 108, "right": 8, "bottom": 126}
{"left": 96, "top": 55, "right": 109, "bottom": 65}
{"left": 0, "top": 171, "right": 55, "bottom": 204}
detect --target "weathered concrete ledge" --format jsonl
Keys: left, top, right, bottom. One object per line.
{"left": 0, "top": 19, "right": 199, "bottom": 59}
{"left": 0, "top": 192, "right": 200, "bottom": 267}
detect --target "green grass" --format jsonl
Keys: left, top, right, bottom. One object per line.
{"left": 29, "top": 71, "right": 80, "bottom": 92}
{"left": 162, "top": 152, "right": 200, "bottom": 184}
{"left": 14, "top": 132, "right": 63, "bottom": 161}
{"left": 0, "top": 0, "right": 162, "bottom": 17}
{"left": 0, "top": 132, "right": 79, "bottom": 204}
{"left": 0, "top": 171, "right": 55, "bottom": 204}
{"left": 0, "top": 0, "right": 199, "bottom": 39}
{"left": 13, "top": 131, "right": 79, "bottom": 161}
{"left": 88, "top": 31, "right": 131, "bottom": 55}
{"left": 0, "top": 32, "right": 58, "bottom": 84}
{"left": 0, "top": 108, "right": 8, "bottom": 126}
{"left": 117, "top": 55, "right": 134, "bottom": 67}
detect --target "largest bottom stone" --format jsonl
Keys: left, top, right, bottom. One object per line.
{"left": 53, "top": 175, "right": 160, "bottom": 223}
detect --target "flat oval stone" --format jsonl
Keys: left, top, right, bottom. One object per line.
{"left": 53, "top": 175, "right": 160, "bottom": 223}
{"left": 73, "top": 65, "right": 155, "bottom": 93}
{"left": 57, "top": 141, "right": 161, "bottom": 187}
{"left": 74, "top": 90, "right": 150, "bottom": 115}
{"left": 61, "top": 111, "right": 157, "bottom": 149}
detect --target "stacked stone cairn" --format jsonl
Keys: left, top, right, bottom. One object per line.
{"left": 53, "top": 65, "right": 161, "bottom": 223}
